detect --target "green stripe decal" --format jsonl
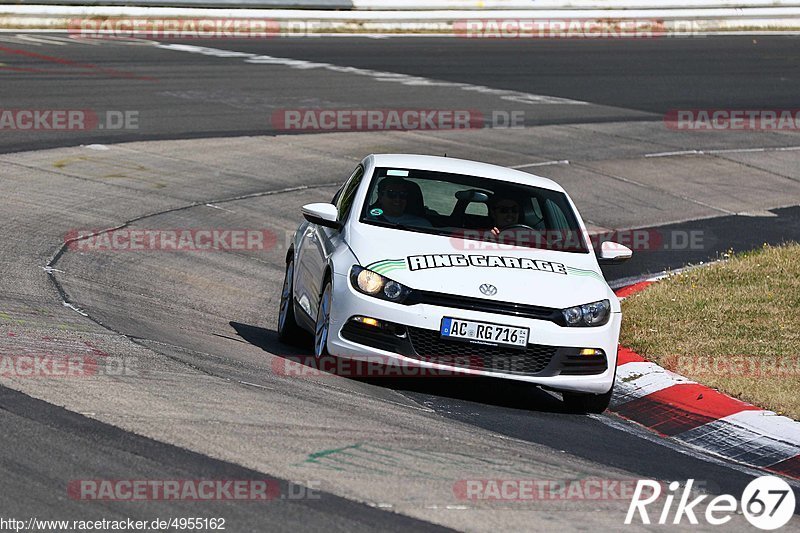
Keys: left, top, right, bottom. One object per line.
{"left": 566, "top": 266, "right": 605, "bottom": 281}
{"left": 372, "top": 265, "right": 406, "bottom": 275}
{"left": 366, "top": 259, "right": 407, "bottom": 274}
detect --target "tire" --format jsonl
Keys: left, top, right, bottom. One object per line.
{"left": 313, "top": 280, "right": 332, "bottom": 358}
{"left": 277, "top": 258, "right": 303, "bottom": 343}
{"left": 562, "top": 387, "right": 613, "bottom": 414}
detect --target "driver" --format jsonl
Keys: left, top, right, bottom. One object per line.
{"left": 488, "top": 195, "right": 522, "bottom": 236}
{"left": 374, "top": 177, "right": 432, "bottom": 227}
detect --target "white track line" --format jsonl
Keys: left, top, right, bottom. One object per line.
{"left": 11, "top": 34, "right": 68, "bottom": 45}
{"left": 44, "top": 35, "right": 103, "bottom": 45}
{"left": 646, "top": 145, "right": 800, "bottom": 157}
{"left": 645, "top": 150, "right": 702, "bottom": 157}
{"left": 62, "top": 302, "right": 88, "bottom": 317}
{"left": 0, "top": 35, "right": 42, "bottom": 45}
{"left": 156, "top": 43, "right": 590, "bottom": 106}
{"left": 511, "top": 160, "right": 569, "bottom": 169}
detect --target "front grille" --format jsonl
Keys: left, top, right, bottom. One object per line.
{"left": 403, "top": 291, "right": 565, "bottom": 325}
{"left": 406, "top": 326, "right": 558, "bottom": 375}
{"left": 341, "top": 320, "right": 607, "bottom": 377}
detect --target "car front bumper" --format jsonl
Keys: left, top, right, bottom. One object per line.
{"left": 328, "top": 272, "right": 620, "bottom": 394}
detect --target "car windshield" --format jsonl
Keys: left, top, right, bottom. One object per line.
{"left": 359, "top": 167, "right": 589, "bottom": 253}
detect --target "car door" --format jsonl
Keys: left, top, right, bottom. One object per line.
{"left": 296, "top": 165, "right": 364, "bottom": 320}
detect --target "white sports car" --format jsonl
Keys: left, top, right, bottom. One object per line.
{"left": 277, "top": 154, "right": 632, "bottom": 413}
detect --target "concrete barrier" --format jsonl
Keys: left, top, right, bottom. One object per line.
{"left": 352, "top": 0, "right": 800, "bottom": 8}
{"left": 8, "top": 0, "right": 800, "bottom": 7}
{"left": 2, "top": 2, "right": 800, "bottom": 32}
{"left": 9, "top": 0, "right": 354, "bottom": 6}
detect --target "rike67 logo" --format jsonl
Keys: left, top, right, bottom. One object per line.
{"left": 626, "top": 477, "right": 795, "bottom": 530}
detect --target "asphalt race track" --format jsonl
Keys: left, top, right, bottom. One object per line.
{"left": 1, "top": 34, "right": 800, "bottom": 531}
{"left": 1, "top": 35, "right": 799, "bottom": 153}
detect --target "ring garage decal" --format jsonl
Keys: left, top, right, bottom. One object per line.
{"left": 409, "top": 254, "right": 567, "bottom": 274}
{"left": 367, "top": 254, "right": 602, "bottom": 279}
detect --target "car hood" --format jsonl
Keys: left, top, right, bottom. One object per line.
{"left": 349, "top": 224, "right": 612, "bottom": 309}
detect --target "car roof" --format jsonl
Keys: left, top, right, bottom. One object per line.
{"left": 368, "top": 154, "right": 565, "bottom": 192}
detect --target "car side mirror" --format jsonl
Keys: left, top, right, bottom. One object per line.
{"left": 302, "top": 203, "right": 341, "bottom": 230}
{"left": 597, "top": 241, "right": 633, "bottom": 264}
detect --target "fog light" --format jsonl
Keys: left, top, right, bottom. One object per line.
{"left": 579, "top": 348, "right": 602, "bottom": 356}
{"left": 354, "top": 316, "right": 381, "bottom": 327}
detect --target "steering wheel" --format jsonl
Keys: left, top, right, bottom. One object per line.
{"left": 499, "top": 224, "right": 537, "bottom": 232}
{"left": 496, "top": 224, "right": 550, "bottom": 247}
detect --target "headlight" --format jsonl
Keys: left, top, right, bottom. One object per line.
{"left": 350, "top": 266, "right": 412, "bottom": 303}
{"left": 356, "top": 269, "right": 384, "bottom": 294}
{"left": 561, "top": 299, "right": 611, "bottom": 327}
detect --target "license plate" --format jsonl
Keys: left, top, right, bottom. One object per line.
{"left": 440, "top": 318, "right": 529, "bottom": 349}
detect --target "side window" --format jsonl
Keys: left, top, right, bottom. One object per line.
{"left": 530, "top": 197, "right": 543, "bottom": 221}
{"left": 544, "top": 198, "right": 570, "bottom": 230}
{"left": 336, "top": 165, "right": 365, "bottom": 222}
{"left": 528, "top": 197, "right": 545, "bottom": 228}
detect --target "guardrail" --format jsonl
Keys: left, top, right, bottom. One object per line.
{"left": 4, "top": 0, "right": 355, "bottom": 6}
{"left": 5, "top": 0, "right": 800, "bottom": 8}
{"left": 350, "top": 0, "right": 800, "bottom": 7}
{"left": 2, "top": 1, "right": 800, "bottom": 32}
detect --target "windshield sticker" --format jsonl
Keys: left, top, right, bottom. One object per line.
{"left": 370, "top": 208, "right": 384, "bottom": 216}
{"left": 386, "top": 169, "right": 410, "bottom": 177}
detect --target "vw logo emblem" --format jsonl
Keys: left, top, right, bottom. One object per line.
{"left": 479, "top": 283, "right": 497, "bottom": 296}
